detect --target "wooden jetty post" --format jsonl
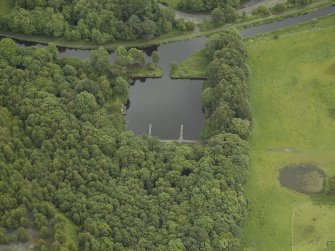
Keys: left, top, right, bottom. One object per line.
{"left": 179, "top": 124, "right": 184, "bottom": 142}
{"left": 148, "top": 124, "right": 152, "bottom": 137}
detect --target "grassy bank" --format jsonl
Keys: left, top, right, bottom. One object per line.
{"left": 0, "top": 0, "right": 11, "bottom": 15}
{"left": 170, "top": 49, "right": 208, "bottom": 79}
{"left": 0, "top": 0, "right": 333, "bottom": 50}
{"left": 128, "top": 64, "right": 163, "bottom": 78}
{"left": 242, "top": 14, "right": 335, "bottom": 251}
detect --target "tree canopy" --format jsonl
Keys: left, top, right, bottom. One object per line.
{"left": 0, "top": 0, "right": 177, "bottom": 43}
{"left": 0, "top": 33, "right": 249, "bottom": 250}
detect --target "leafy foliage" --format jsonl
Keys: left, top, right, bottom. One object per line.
{"left": 178, "top": 0, "right": 239, "bottom": 15}
{"left": 202, "top": 28, "right": 250, "bottom": 139}
{"left": 0, "top": 0, "right": 176, "bottom": 43}
{"left": 0, "top": 35, "right": 249, "bottom": 250}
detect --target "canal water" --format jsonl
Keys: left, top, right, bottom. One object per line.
{"left": 10, "top": 6, "right": 335, "bottom": 139}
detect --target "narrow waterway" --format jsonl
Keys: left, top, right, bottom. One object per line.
{"left": 10, "top": 6, "right": 335, "bottom": 139}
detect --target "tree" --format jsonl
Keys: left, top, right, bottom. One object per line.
{"left": 0, "top": 38, "right": 17, "bottom": 62}
{"left": 128, "top": 48, "right": 145, "bottom": 66}
{"left": 152, "top": 51, "right": 160, "bottom": 65}
{"left": 73, "top": 92, "right": 98, "bottom": 117}
{"left": 90, "top": 46, "right": 110, "bottom": 74}
{"left": 168, "top": 239, "right": 186, "bottom": 251}
{"left": 116, "top": 46, "right": 131, "bottom": 67}
{"left": 252, "top": 5, "right": 271, "bottom": 16}
{"left": 212, "top": 8, "right": 225, "bottom": 26}
{"left": 17, "top": 227, "right": 29, "bottom": 242}
{"left": 114, "top": 77, "right": 129, "bottom": 97}
{"left": 0, "top": 227, "right": 7, "bottom": 244}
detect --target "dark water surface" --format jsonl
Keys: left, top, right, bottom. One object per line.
{"left": 126, "top": 37, "right": 207, "bottom": 140}
{"left": 10, "top": 6, "right": 335, "bottom": 139}
{"left": 279, "top": 165, "right": 325, "bottom": 194}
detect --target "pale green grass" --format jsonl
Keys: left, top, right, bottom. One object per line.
{"left": 128, "top": 64, "right": 163, "bottom": 78}
{"left": 242, "top": 14, "right": 335, "bottom": 251}
{"left": 293, "top": 203, "right": 335, "bottom": 251}
{"left": 170, "top": 49, "right": 208, "bottom": 79}
{"left": 0, "top": 0, "right": 11, "bottom": 15}
{"left": 0, "top": 0, "right": 333, "bottom": 49}
{"left": 160, "top": 0, "right": 179, "bottom": 9}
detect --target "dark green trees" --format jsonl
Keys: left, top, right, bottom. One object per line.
{"left": 0, "top": 37, "right": 249, "bottom": 250}
{"left": 202, "top": 28, "right": 250, "bottom": 139}
{"left": 0, "top": 0, "right": 177, "bottom": 43}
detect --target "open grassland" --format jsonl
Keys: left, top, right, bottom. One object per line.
{"left": 0, "top": 0, "right": 11, "bottom": 15}
{"left": 293, "top": 203, "right": 335, "bottom": 251}
{"left": 242, "top": 14, "right": 335, "bottom": 251}
{"left": 170, "top": 49, "right": 208, "bottom": 78}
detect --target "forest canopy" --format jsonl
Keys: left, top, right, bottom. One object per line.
{"left": 0, "top": 0, "right": 176, "bottom": 43}
{"left": 0, "top": 29, "right": 249, "bottom": 251}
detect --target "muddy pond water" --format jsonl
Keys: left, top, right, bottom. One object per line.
{"left": 279, "top": 164, "right": 325, "bottom": 194}
{"left": 11, "top": 5, "right": 335, "bottom": 139}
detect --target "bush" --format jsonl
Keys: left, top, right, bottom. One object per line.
{"left": 272, "top": 3, "right": 287, "bottom": 12}
{"left": 17, "top": 227, "right": 29, "bottom": 242}
{"left": 0, "top": 227, "right": 7, "bottom": 244}
{"left": 252, "top": 5, "right": 271, "bottom": 16}
{"left": 185, "top": 20, "right": 195, "bottom": 31}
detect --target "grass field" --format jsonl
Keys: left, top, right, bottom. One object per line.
{"left": 0, "top": 0, "right": 11, "bottom": 15}
{"left": 170, "top": 49, "right": 208, "bottom": 78}
{"left": 242, "top": 14, "right": 335, "bottom": 251}
{"left": 293, "top": 203, "right": 335, "bottom": 251}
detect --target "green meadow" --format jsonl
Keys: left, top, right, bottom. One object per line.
{"left": 0, "top": 0, "right": 11, "bottom": 15}
{"left": 242, "top": 14, "right": 335, "bottom": 251}
{"left": 293, "top": 203, "right": 335, "bottom": 251}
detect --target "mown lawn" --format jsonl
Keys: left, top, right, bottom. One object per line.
{"left": 242, "top": 14, "right": 335, "bottom": 251}
{"left": 0, "top": 0, "right": 11, "bottom": 15}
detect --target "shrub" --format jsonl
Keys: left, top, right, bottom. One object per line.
{"left": 272, "top": 3, "right": 287, "bottom": 12}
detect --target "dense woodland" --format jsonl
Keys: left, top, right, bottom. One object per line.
{"left": 0, "top": 0, "right": 178, "bottom": 43}
{"left": 177, "top": 0, "right": 240, "bottom": 17}
{"left": 202, "top": 29, "right": 250, "bottom": 140}
{"left": 0, "top": 28, "right": 249, "bottom": 250}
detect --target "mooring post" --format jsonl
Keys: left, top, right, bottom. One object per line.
{"left": 179, "top": 124, "right": 184, "bottom": 142}
{"left": 149, "top": 124, "right": 152, "bottom": 137}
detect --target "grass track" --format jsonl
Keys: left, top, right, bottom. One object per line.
{"left": 242, "top": 14, "right": 335, "bottom": 251}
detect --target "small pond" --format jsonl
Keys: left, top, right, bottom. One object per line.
{"left": 279, "top": 164, "right": 325, "bottom": 194}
